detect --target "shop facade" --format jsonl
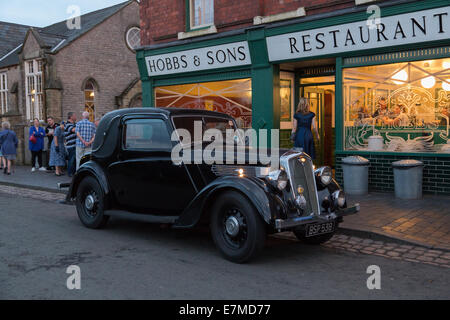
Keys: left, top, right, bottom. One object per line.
{"left": 136, "top": 0, "right": 450, "bottom": 195}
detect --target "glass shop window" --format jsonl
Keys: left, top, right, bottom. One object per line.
{"left": 155, "top": 78, "right": 252, "bottom": 128}
{"left": 343, "top": 57, "right": 450, "bottom": 153}
{"left": 124, "top": 118, "right": 172, "bottom": 150}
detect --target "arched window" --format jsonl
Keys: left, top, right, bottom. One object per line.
{"left": 84, "top": 80, "right": 96, "bottom": 122}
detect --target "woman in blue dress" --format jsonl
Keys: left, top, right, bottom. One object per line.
{"left": 49, "top": 122, "right": 66, "bottom": 176}
{"left": 291, "top": 97, "right": 320, "bottom": 159}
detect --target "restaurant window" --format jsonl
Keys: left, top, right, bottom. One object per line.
{"left": 25, "top": 60, "right": 43, "bottom": 120}
{"left": 343, "top": 57, "right": 450, "bottom": 153}
{"left": 84, "top": 80, "right": 96, "bottom": 122}
{"left": 0, "top": 73, "right": 7, "bottom": 114}
{"left": 154, "top": 78, "right": 252, "bottom": 128}
{"left": 189, "top": 0, "right": 214, "bottom": 30}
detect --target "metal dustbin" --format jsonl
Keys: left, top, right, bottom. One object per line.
{"left": 392, "top": 160, "right": 424, "bottom": 199}
{"left": 342, "top": 156, "right": 370, "bottom": 195}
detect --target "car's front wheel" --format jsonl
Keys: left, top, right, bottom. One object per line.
{"left": 75, "top": 176, "right": 109, "bottom": 229}
{"left": 210, "top": 191, "right": 266, "bottom": 263}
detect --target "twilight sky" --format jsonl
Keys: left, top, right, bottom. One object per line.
{"left": 0, "top": 0, "right": 128, "bottom": 27}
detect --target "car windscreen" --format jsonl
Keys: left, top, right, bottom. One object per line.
{"left": 172, "top": 116, "right": 237, "bottom": 144}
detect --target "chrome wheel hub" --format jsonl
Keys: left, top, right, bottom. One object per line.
{"left": 85, "top": 194, "right": 96, "bottom": 211}
{"left": 225, "top": 216, "right": 240, "bottom": 237}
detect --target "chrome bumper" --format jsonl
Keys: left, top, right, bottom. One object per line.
{"left": 274, "top": 203, "right": 360, "bottom": 231}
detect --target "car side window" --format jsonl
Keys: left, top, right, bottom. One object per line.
{"left": 123, "top": 118, "right": 171, "bottom": 150}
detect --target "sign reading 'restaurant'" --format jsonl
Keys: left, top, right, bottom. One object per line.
{"left": 145, "top": 41, "right": 251, "bottom": 76}
{"left": 266, "top": 6, "right": 449, "bottom": 62}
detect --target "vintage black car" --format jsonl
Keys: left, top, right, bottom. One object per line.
{"left": 66, "top": 108, "right": 359, "bottom": 263}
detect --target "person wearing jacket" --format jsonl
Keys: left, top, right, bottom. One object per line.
{"left": 29, "top": 118, "right": 46, "bottom": 172}
{"left": 0, "top": 121, "right": 19, "bottom": 175}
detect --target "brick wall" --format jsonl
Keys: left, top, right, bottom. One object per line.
{"left": 140, "top": 0, "right": 375, "bottom": 45}
{"left": 335, "top": 152, "right": 450, "bottom": 195}
{"left": 140, "top": 0, "right": 185, "bottom": 44}
{"left": 55, "top": 1, "right": 140, "bottom": 122}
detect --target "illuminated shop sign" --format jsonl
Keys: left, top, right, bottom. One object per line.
{"left": 145, "top": 41, "right": 251, "bottom": 76}
{"left": 266, "top": 6, "right": 449, "bottom": 62}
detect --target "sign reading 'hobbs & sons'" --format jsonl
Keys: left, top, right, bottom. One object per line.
{"left": 266, "top": 6, "right": 449, "bottom": 62}
{"left": 145, "top": 41, "right": 251, "bottom": 76}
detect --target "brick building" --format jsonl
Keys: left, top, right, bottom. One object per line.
{"left": 0, "top": 0, "right": 141, "bottom": 164}
{"left": 136, "top": 0, "right": 450, "bottom": 194}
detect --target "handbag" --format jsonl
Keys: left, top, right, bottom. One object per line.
{"left": 29, "top": 134, "right": 37, "bottom": 144}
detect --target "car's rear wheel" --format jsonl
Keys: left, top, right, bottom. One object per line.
{"left": 210, "top": 191, "right": 266, "bottom": 263}
{"left": 76, "top": 176, "right": 109, "bottom": 229}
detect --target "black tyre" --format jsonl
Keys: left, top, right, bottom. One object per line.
{"left": 293, "top": 225, "right": 335, "bottom": 245}
{"left": 75, "top": 176, "right": 109, "bottom": 229}
{"left": 210, "top": 191, "right": 266, "bottom": 263}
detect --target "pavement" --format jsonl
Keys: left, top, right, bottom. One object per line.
{"left": 1, "top": 193, "right": 449, "bottom": 299}
{"left": 0, "top": 165, "right": 449, "bottom": 251}
{"left": 0, "top": 165, "right": 71, "bottom": 193}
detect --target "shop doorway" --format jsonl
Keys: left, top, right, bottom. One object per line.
{"left": 299, "top": 76, "right": 335, "bottom": 167}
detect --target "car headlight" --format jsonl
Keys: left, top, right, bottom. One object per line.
{"left": 333, "top": 190, "right": 346, "bottom": 208}
{"left": 268, "top": 169, "right": 288, "bottom": 190}
{"left": 315, "top": 166, "right": 332, "bottom": 185}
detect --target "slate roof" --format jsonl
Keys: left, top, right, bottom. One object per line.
{"left": 0, "top": 21, "right": 33, "bottom": 67}
{"left": 0, "top": 1, "right": 132, "bottom": 69}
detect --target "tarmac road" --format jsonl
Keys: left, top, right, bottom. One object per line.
{"left": 0, "top": 193, "right": 448, "bottom": 299}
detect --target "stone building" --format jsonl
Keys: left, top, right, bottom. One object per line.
{"left": 0, "top": 0, "right": 142, "bottom": 164}
{"left": 136, "top": 0, "right": 450, "bottom": 195}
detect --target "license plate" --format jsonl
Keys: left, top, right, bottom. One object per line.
{"left": 306, "top": 222, "right": 335, "bottom": 237}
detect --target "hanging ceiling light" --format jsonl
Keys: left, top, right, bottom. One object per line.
{"left": 421, "top": 76, "right": 436, "bottom": 89}
{"left": 392, "top": 70, "right": 408, "bottom": 85}
{"left": 443, "top": 79, "right": 450, "bottom": 91}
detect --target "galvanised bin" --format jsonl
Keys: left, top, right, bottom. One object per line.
{"left": 342, "top": 156, "right": 370, "bottom": 195}
{"left": 392, "top": 160, "right": 424, "bottom": 200}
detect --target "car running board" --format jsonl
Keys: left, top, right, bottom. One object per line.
{"left": 104, "top": 210, "right": 178, "bottom": 224}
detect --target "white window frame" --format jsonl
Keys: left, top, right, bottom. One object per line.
{"left": 189, "top": 0, "right": 214, "bottom": 30}
{"left": 0, "top": 73, "right": 7, "bottom": 114}
{"left": 25, "top": 59, "right": 44, "bottom": 120}
{"left": 126, "top": 26, "right": 141, "bottom": 51}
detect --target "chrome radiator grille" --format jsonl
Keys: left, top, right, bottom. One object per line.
{"left": 287, "top": 155, "right": 320, "bottom": 216}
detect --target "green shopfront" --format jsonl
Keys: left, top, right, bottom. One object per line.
{"left": 136, "top": 1, "right": 450, "bottom": 195}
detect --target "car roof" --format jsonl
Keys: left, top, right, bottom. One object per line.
{"left": 100, "top": 107, "right": 233, "bottom": 121}
{"left": 91, "top": 108, "right": 235, "bottom": 159}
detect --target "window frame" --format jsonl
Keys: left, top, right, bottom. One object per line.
{"left": 125, "top": 26, "right": 141, "bottom": 52}
{"left": 84, "top": 79, "right": 96, "bottom": 123}
{"left": 187, "top": 0, "right": 214, "bottom": 32}
{"left": 0, "top": 72, "right": 7, "bottom": 114}
{"left": 122, "top": 117, "right": 173, "bottom": 152}
{"left": 25, "top": 59, "right": 44, "bottom": 120}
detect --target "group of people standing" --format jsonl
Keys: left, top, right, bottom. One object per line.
{"left": 0, "top": 111, "right": 96, "bottom": 177}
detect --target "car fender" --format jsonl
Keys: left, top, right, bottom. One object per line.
{"left": 174, "top": 175, "right": 273, "bottom": 228}
{"left": 67, "top": 161, "right": 110, "bottom": 202}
